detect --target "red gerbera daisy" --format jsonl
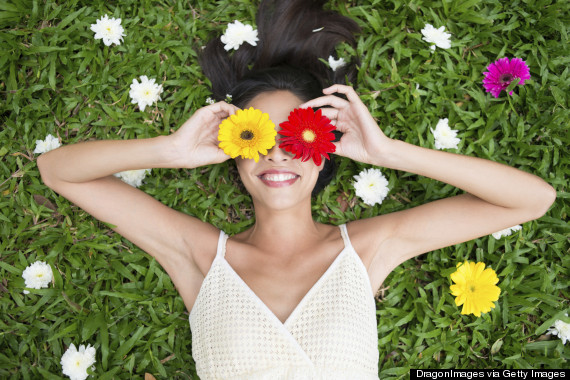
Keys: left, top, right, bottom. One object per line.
{"left": 278, "top": 107, "right": 336, "bottom": 166}
{"left": 482, "top": 57, "right": 530, "bottom": 98}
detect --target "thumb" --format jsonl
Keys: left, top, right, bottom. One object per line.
{"left": 332, "top": 140, "right": 346, "bottom": 158}
{"left": 209, "top": 147, "right": 231, "bottom": 165}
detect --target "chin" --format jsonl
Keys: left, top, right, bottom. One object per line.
{"left": 253, "top": 195, "right": 311, "bottom": 212}
{"left": 248, "top": 182, "right": 314, "bottom": 211}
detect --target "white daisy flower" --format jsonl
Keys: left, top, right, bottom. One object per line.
{"left": 431, "top": 118, "right": 460, "bottom": 150}
{"left": 114, "top": 169, "right": 151, "bottom": 188}
{"left": 491, "top": 225, "right": 522, "bottom": 239}
{"left": 90, "top": 14, "right": 125, "bottom": 47}
{"left": 547, "top": 314, "right": 570, "bottom": 345}
{"left": 220, "top": 20, "right": 258, "bottom": 51}
{"left": 421, "top": 24, "right": 451, "bottom": 51}
{"left": 353, "top": 168, "right": 390, "bottom": 206}
{"left": 205, "top": 97, "right": 215, "bottom": 105}
{"left": 22, "top": 261, "right": 53, "bottom": 294}
{"left": 33, "top": 134, "right": 61, "bottom": 154}
{"left": 61, "top": 343, "right": 96, "bottom": 380}
{"left": 328, "top": 56, "right": 346, "bottom": 72}
{"left": 129, "top": 76, "right": 163, "bottom": 111}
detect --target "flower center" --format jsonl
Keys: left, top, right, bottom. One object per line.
{"left": 469, "top": 285, "right": 476, "bottom": 292}
{"left": 36, "top": 274, "right": 43, "bottom": 278}
{"left": 499, "top": 73, "right": 514, "bottom": 84}
{"left": 240, "top": 130, "right": 254, "bottom": 140}
{"left": 302, "top": 129, "right": 316, "bottom": 143}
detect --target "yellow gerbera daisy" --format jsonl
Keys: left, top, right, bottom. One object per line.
{"left": 218, "top": 107, "right": 276, "bottom": 162}
{"left": 450, "top": 261, "right": 501, "bottom": 317}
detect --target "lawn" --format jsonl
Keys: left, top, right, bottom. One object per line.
{"left": 0, "top": 0, "right": 568, "bottom": 378}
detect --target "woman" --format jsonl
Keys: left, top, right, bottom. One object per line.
{"left": 37, "top": 0, "right": 556, "bottom": 378}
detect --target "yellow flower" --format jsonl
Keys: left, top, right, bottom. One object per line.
{"left": 218, "top": 107, "right": 276, "bottom": 162}
{"left": 450, "top": 261, "right": 501, "bottom": 317}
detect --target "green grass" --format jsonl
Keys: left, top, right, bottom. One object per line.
{"left": 1, "top": 0, "right": 568, "bottom": 378}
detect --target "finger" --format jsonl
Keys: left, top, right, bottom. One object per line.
{"left": 315, "top": 108, "right": 353, "bottom": 133}
{"left": 322, "top": 84, "right": 361, "bottom": 104}
{"left": 332, "top": 140, "right": 346, "bottom": 158}
{"left": 318, "top": 108, "right": 339, "bottom": 123}
{"left": 214, "top": 148, "right": 231, "bottom": 163}
{"left": 331, "top": 120, "right": 350, "bottom": 133}
{"left": 300, "top": 95, "right": 349, "bottom": 110}
{"left": 208, "top": 101, "right": 239, "bottom": 116}
{"left": 214, "top": 108, "right": 240, "bottom": 122}
{"left": 214, "top": 110, "right": 233, "bottom": 120}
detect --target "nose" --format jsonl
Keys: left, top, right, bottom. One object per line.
{"left": 264, "top": 143, "right": 292, "bottom": 162}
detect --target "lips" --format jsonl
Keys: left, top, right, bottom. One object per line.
{"left": 257, "top": 169, "right": 300, "bottom": 187}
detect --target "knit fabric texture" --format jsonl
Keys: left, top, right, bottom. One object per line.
{"left": 189, "top": 224, "right": 379, "bottom": 379}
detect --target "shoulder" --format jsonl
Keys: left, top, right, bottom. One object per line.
{"left": 151, "top": 218, "right": 221, "bottom": 292}
{"left": 345, "top": 217, "right": 401, "bottom": 294}
{"left": 164, "top": 222, "right": 225, "bottom": 314}
{"left": 345, "top": 216, "right": 395, "bottom": 269}
{"left": 180, "top": 222, "right": 224, "bottom": 278}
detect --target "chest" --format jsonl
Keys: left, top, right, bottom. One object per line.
{"left": 224, "top": 245, "right": 345, "bottom": 324}
{"left": 189, "top": 240, "right": 381, "bottom": 379}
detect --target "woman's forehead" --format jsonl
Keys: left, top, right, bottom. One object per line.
{"left": 245, "top": 91, "right": 303, "bottom": 125}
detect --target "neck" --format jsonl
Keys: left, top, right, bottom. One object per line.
{"left": 246, "top": 199, "right": 321, "bottom": 256}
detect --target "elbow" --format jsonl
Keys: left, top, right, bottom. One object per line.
{"left": 36, "top": 154, "right": 55, "bottom": 189}
{"left": 530, "top": 182, "right": 557, "bottom": 219}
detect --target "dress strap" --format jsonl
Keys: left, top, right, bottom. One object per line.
{"left": 338, "top": 224, "right": 354, "bottom": 250}
{"left": 216, "top": 230, "right": 229, "bottom": 258}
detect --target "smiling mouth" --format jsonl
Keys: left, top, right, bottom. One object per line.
{"left": 257, "top": 172, "right": 300, "bottom": 188}
{"left": 258, "top": 173, "right": 299, "bottom": 182}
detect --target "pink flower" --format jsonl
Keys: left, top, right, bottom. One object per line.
{"left": 482, "top": 57, "right": 530, "bottom": 98}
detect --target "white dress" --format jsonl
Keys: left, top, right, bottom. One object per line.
{"left": 189, "top": 224, "right": 380, "bottom": 379}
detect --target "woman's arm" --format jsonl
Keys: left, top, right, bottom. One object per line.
{"left": 38, "top": 101, "right": 237, "bottom": 183}
{"left": 365, "top": 138, "right": 555, "bottom": 258}
{"left": 302, "top": 85, "right": 556, "bottom": 286}
{"left": 37, "top": 102, "right": 238, "bottom": 282}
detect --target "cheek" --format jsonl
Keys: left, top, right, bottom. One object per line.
{"left": 301, "top": 162, "right": 323, "bottom": 184}
{"left": 235, "top": 158, "right": 252, "bottom": 175}
{"left": 235, "top": 159, "right": 257, "bottom": 190}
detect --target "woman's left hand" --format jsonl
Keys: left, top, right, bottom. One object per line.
{"left": 300, "top": 84, "right": 392, "bottom": 166}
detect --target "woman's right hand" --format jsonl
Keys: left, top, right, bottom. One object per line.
{"left": 169, "top": 101, "right": 239, "bottom": 168}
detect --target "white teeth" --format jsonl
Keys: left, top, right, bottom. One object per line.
{"left": 261, "top": 173, "right": 297, "bottom": 182}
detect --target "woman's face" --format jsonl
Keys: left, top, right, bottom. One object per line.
{"left": 235, "top": 90, "right": 324, "bottom": 211}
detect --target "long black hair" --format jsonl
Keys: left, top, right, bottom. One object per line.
{"left": 199, "top": 0, "right": 360, "bottom": 196}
